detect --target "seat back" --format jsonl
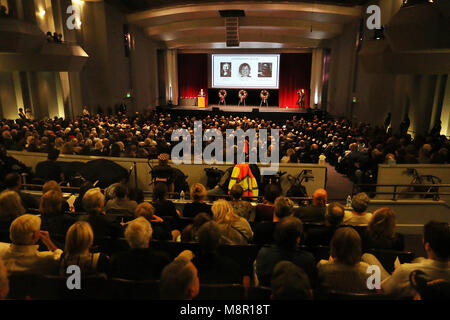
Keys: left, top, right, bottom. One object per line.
{"left": 108, "top": 278, "right": 160, "bottom": 300}
{"left": 217, "top": 244, "right": 259, "bottom": 276}
{"left": 196, "top": 284, "right": 246, "bottom": 300}
{"left": 365, "top": 249, "right": 415, "bottom": 274}
{"left": 148, "top": 241, "right": 200, "bottom": 259}
{"left": 7, "top": 273, "right": 42, "bottom": 300}
{"left": 38, "top": 274, "right": 108, "bottom": 300}
{"left": 326, "top": 290, "right": 389, "bottom": 300}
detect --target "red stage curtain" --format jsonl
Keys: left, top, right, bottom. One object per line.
{"left": 278, "top": 53, "right": 312, "bottom": 108}
{"left": 178, "top": 54, "right": 208, "bottom": 105}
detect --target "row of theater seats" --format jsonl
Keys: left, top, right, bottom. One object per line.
{"left": 8, "top": 273, "right": 405, "bottom": 300}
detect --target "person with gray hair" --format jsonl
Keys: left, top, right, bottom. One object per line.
{"left": 271, "top": 261, "right": 312, "bottom": 300}
{"left": 160, "top": 256, "right": 200, "bottom": 300}
{"left": 0, "top": 214, "right": 62, "bottom": 274}
{"left": 305, "top": 202, "right": 345, "bottom": 247}
{"left": 109, "top": 217, "right": 170, "bottom": 280}
{"left": 80, "top": 188, "right": 121, "bottom": 239}
{"left": 343, "top": 192, "right": 372, "bottom": 225}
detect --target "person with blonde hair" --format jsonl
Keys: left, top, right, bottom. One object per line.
{"left": 109, "top": 217, "right": 170, "bottom": 280}
{"left": 42, "top": 180, "right": 70, "bottom": 212}
{"left": 59, "top": 221, "right": 109, "bottom": 276}
{"left": 0, "top": 214, "right": 62, "bottom": 274}
{"left": 183, "top": 183, "right": 212, "bottom": 218}
{"left": 0, "top": 190, "right": 25, "bottom": 223}
{"left": 211, "top": 199, "right": 253, "bottom": 245}
{"left": 364, "top": 207, "right": 404, "bottom": 251}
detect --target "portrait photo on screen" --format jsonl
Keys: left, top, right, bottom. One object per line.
{"left": 258, "top": 63, "right": 272, "bottom": 78}
{"left": 220, "top": 62, "right": 232, "bottom": 77}
{"left": 239, "top": 63, "right": 252, "bottom": 78}
{"left": 212, "top": 54, "right": 280, "bottom": 89}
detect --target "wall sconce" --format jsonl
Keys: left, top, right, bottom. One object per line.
{"left": 38, "top": 9, "right": 46, "bottom": 17}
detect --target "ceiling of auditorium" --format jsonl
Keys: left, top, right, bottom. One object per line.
{"left": 109, "top": 0, "right": 368, "bottom": 50}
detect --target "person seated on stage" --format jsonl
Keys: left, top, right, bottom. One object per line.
{"left": 255, "top": 184, "right": 281, "bottom": 223}
{"left": 104, "top": 184, "right": 138, "bottom": 216}
{"left": 343, "top": 192, "right": 372, "bottom": 225}
{"left": 35, "top": 148, "right": 64, "bottom": 183}
{"left": 293, "top": 188, "right": 327, "bottom": 223}
{"left": 183, "top": 184, "right": 212, "bottom": 218}
{"left": 0, "top": 214, "right": 62, "bottom": 274}
{"left": 109, "top": 217, "right": 171, "bottom": 281}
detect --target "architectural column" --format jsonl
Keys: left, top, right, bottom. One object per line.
{"left": 310, "top": 48, "right": 324, "bottom": 109}
{"left": 441, "top": 75, "right": 450, "bottom": 137}
{"left": 166, "top": 49, "right": 178, "bottom": 105}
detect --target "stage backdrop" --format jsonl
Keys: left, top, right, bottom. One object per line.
{"left": 278, "top": 53, "right": 312, "bottom": 109}
{"left": 178, "top": 53, "right": 209, "bottom": 105}
{"left": 178, "top": 53, "right": 312, "bottom": 108}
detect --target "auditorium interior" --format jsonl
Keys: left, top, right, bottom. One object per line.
{"left": 0, "top": 0, "right": 449, "bottom": 302}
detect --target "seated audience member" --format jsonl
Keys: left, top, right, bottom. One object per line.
{"left": 5, "top": 173, "right": 39, "bottom": 210}
{"left": 363, "top": 207, "right": 404, "bottom": 251}
{"left": 59, "top": 221, "right": 109, "bottom": 276}
{"left": 343, "top": 192, "right": 372, "bottom": 225}
{"left": 160, "top": 256, "right": 200, "bottom": 300}
{"left": 317, "top": 227, "right": 373, "bottom": 294}
{"left": 192, "top": 221, "right": 241, "bottom": 284}
{"left": 211, "top": 199, "right": 253, "bottom": 245}
{"left": 271, "top": 261, "right": 312, "bottom": 300}
{"left": 229, "top": 184, "right": 253, "bottom": 221}
{"left": 0, "top": 214, "right": 62, "bottom": 274}
{"left": 256, "top": 216, "right": 316, "bottom": 287}
{"left": 304, "top": 202, "right": 345, "bottom": 247}
{"left": 183, "top": 184, "right": 212, "bottom": 218}
{"left": 380, "top": 221, "right": 450, "bottom": 298}
{"left": 152, "top": 182, "right": 179, "bottom": 220}
{"left": 254, "top": 184, "right": 281, "bottom": 222}
{"left": 254, "top": 196, "right": 294, "bottom": 246}
{"left": 293, "top": 188, "right": 327, "bottom": 223}
{"left": 105, "top": 184, "right": 137, "bottom": 216}
{"left": 35, "top": 149, "right": 64, "bottom": 182}
{"left": 109, "top": 217, "right": 170, "bottom": 280}
{"left": 0, "top": 260, "right": 9, "bottom": 299}
{"left": 40, "top": 190, "right": 76, "bottom": 237}
{"left": 181, "top": 213, "right": 211, "bottom": 243}
{"left": 41, "top": 180, "right": 70, "bottom": 212}
{"left": 0, "top": 191, "right": 25, "bottom": 226}
{"left": 134, "top": 202, "right": 171, "bottom": 241}
{"left": 80, "top": 188, "right": 121, "bottom": 239}
{"left": 409, "top": 270, "right": 450, "bottom": 300}
{"left": 73, "top": 181, "right": 94, "bottom": 212}
{"left": 104, "top": 176, "right": 129, "bottom": 203}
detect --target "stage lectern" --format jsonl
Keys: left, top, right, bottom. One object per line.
{"left": 198, "top": 89, "right": 206, "bottom": 108}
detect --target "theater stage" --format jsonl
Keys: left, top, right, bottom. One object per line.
{"left": 171, "top": 105, "right": 310, "bottom": 114}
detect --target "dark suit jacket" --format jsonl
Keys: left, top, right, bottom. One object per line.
{"left": 293, "top": 205, "right": 326, "bottom": 223}
{"left": 109, "top": 248, "right": 171, "bottom": 280}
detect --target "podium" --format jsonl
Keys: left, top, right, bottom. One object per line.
{"left": 198, "top": 96, "right": 206, "bottom": 108}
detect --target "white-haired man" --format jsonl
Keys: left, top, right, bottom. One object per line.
{"left": 0, "top": 214, "right": 62, "bottom": 274}
{"left": 108, "top": 217, "right": 170, "bottom": 280}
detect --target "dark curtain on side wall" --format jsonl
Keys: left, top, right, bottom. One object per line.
{"left": 278, "top": 53, "right": 312, "bottom": 108}
{"left": 178, "top": 54, "right": 208, "bottom": 105}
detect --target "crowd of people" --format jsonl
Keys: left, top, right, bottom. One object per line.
{"left": 0, "top": 110, "right": 448, "bottom": 185}
{"left": 0, "top": 173, "right": 448, "bottom": 300}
